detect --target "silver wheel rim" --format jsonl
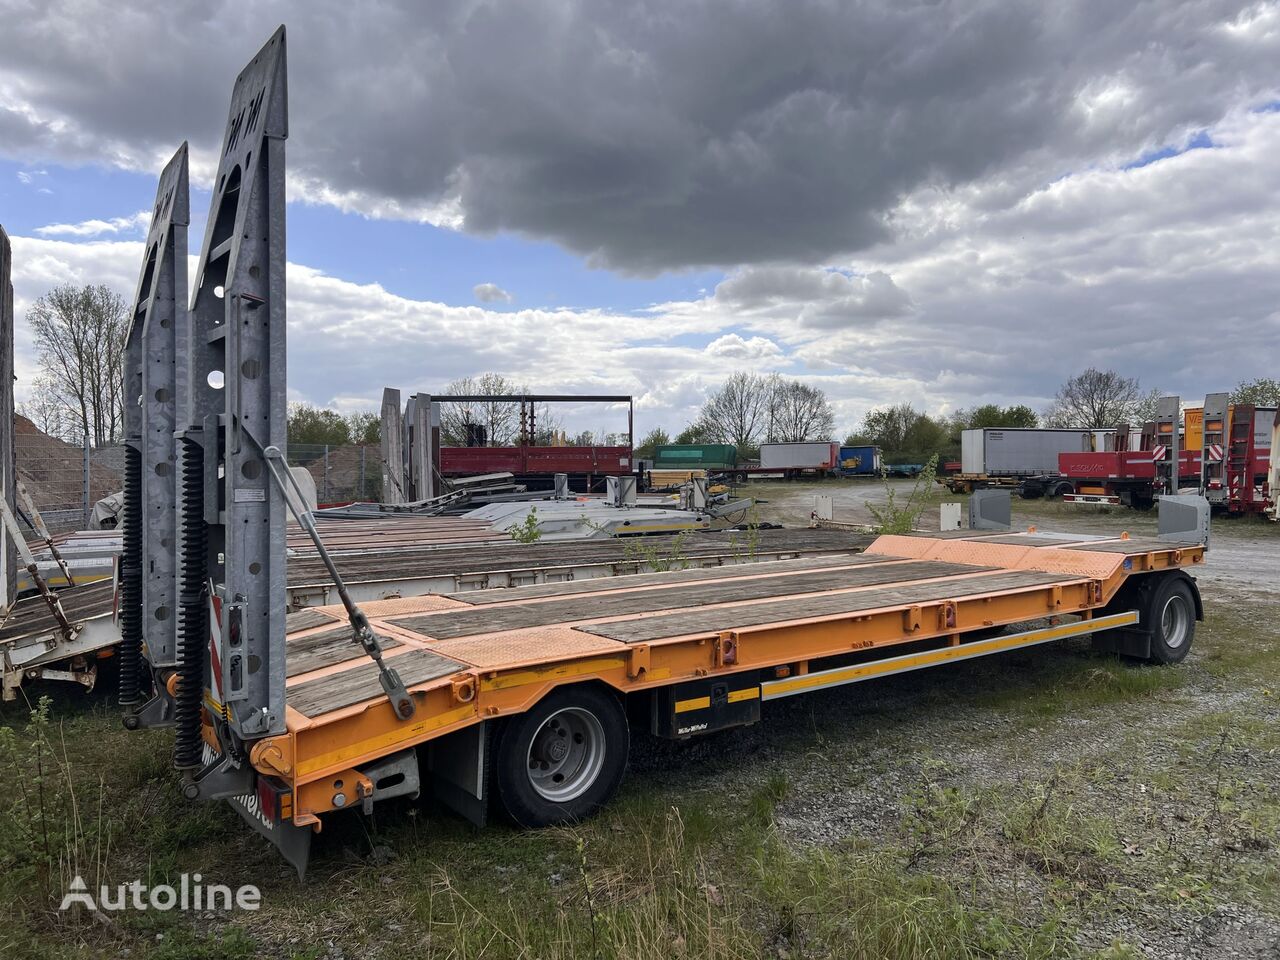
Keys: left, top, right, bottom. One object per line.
{"left": 526, "top": 707, "right": 606, "bottom": 803}
{"left": 1160, "top": 594, "right": 1190, "bottom": 649}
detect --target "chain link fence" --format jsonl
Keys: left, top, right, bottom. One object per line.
{"left": 14, "top": 427, "right": 122, "bottom": 534}
{"left": 11, "top": 429, "right": 383, "bottom": 534}
{"left": 287, "top": 443, "right": 382, "bottom": 505}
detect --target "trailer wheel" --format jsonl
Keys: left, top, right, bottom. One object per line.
{"left": 1048, "top": 481, "right": 1074, "bottom": 500}
{"left": 494, "top": 685, "right": 628, "bottom": 828}
{"left": 1146, "top": 576, "right": 1196, "bottom": 665}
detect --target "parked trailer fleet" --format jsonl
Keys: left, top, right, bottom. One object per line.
{"left": 1015, "top": 398, "right": 1275, "bottom": 514}
{"left": 101, "top": 28, "right": 1212, "bottom": 875}
{"left": 945, "top": 428, "right": 1111, "bottom": 494}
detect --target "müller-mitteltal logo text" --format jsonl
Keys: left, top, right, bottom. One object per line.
{"left": 60, "top": 874, "right": 261, "bottom": 912}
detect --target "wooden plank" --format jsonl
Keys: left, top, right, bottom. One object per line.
{"left": 285, "top": 608, "right": 339, "bottom": 632}
{"left": 285, "top": 627, "right": 403, "bottom": 678}
{"left": 0, "top": 581, "right": 114, "bottom": 642}
{"left": 3, "top": 528, "right": 870, "bottom": 642}
{"left": 453, "top": 553, "right": 890, "bottom": 605}
{"left": 579, "top": 570, "right": 1076, "bottom": 644}
{"left": 288, "top": 527, "right": 873, "bottom": 583}
{"left": 287, "top": 648, "right": 465, "bottom": 717}
{"left": 392, "top": 560, "right": 996, "bottom": 640}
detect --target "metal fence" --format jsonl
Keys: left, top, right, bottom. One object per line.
{"left": 14, "top": 431, "right": 122, "bottom": 533}
{"left": 287, "top": 443, "right": 382, "bottom": 505}
{"left": 9, "top": 435, "right": 383, "bottom": 535}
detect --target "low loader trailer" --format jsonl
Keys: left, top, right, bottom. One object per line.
{"left": 225, "top": 528, "right": 1205, "bottom": 873}
{"left": 114, "top": 28, "right": 1211, "bottom": 875}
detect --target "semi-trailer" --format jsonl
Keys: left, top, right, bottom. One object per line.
{"left": 945, "top": 428, "right": 1110, "bottom": 494}
{"left": 756, "top": 441, "right": 840, "bottom": 476}
{"left": 113, "top": 28, "right": 1212, "bottom": 876}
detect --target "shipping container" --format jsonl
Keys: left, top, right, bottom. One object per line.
{"left": 759, "top": 441, "right": 839, "bottom": 470}
{"left": 961, "top": 428, "right": 1107, "bottom": 476}
{"left": 651, "top": 444, "right": 738, "bottom": 470}
{"left": 837, "top": 445, "right": 882, "bottom": 476}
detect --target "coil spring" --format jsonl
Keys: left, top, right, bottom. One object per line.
{"left": 173, "top": 438, "right": 208, "bottom": 770}
{"left": 118, "top": 447, "right": 144, "bottom": 705}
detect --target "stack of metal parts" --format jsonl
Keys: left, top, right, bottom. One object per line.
{"left": 314, "top": 472, "right": 532, "bottom": 520}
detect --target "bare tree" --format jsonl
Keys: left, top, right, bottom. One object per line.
{"left": 438, "top": 373, "right": 563, "bottom": 446}
{"left": 769, "top": 381, "right": 835, "bottom": 442}
{"left": 17, "top": 376, "right": 79, "bottom": 441}
{"left": 27, "top": 284, "right": 129, "bottom": 445}
{"left": 1044, "top": 368, "right": 1161, "bottom": 428}
{"left": 696, "top": 371, "right": 779, "bottom": 454}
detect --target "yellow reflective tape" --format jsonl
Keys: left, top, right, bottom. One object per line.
{"left": 676, "top": 688, "right": 758, "bottom": 713}
{"left": 764, "top": 612, "right": 1138, "bottom": 700}
{"left": 480, "top": 656, "right": 628, "bottom": 691}
{"left": 675, "top": 696, "right": 711, "bottom": 713}
{"left": 296, "top": 703, "right": 475, "bottom": 778}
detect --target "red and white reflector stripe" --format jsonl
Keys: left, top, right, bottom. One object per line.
{"left": 1206, "top": 444, "right": 1224, "bottom": 462}
{"left": 1150, "top": 445, "right": 1167, "bottom": 463}
{"left": 208, "top": 586, "right": 224, "bottom": 702}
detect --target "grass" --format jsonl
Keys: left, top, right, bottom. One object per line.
{"left": 1, "top": 579, "right": 1277, "bottom": 958}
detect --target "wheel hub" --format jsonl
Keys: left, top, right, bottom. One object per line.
{"left": 525, "top": 706, "right": 607, "bottom": 803}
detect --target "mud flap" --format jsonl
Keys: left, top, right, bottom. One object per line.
{"left": 223, "top": 775, "right": 312, "bottom": 880}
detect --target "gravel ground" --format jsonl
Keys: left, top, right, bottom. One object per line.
{"left": 688, "top": 478, "right": 1280, "bottom": 957}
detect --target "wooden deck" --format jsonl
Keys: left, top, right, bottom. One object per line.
{"left": 278, "top": 530, "right": 1203, "bottom": 724}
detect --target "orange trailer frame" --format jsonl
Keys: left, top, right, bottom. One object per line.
{"left": 201, "top": 529, "right": 1204, "bottom": 872}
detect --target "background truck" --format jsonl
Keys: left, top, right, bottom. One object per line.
{"left": 946, "top": 428, "right": 1110, "bottom": 494}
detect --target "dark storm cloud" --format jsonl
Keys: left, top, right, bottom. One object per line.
{"left": 1, "top": 1, "right": 1276, "bottom": 272}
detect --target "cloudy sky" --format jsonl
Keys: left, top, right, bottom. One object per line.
{"left": 2, "top": 0, "right": 1278, "bottom": 439}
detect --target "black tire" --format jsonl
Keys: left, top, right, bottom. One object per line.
{"left": 493, "top": 685, "right": 629, "bottom": 828}
{"left": 1145, "top": 576, "right": 1196, "bottom": 664}
{"left": 1048, "top": 481, "right": 1074, "bottom": 500}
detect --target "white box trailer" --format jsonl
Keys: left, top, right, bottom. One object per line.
{"left": 759, "top": 441, "right": 839, "bottom": 471}
{"left": 960, "top": 428, "right": 1109, "bottom": 477}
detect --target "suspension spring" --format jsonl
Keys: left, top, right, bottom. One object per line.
{"left": 173, "top": 438, "right": 208, "bottom": 770}
{"left": 118, "top": 446, "right": 144, "bottom": 705}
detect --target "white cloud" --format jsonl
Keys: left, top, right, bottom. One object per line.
{"left": 472, "top": 282, "right": 513, "bottom": 304}
{"left": 34, "top": 211, "right": 150, "bottom": 238}
{"left": 704, "top": 334, "right": 783, "bottom": 361}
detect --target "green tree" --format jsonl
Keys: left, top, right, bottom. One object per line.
{"left": 959, "top": 403, "right": 1038, "bottom": 431}
{"left": 347, "top": 411, "right": 381, "bottom": 445}
{"left": 674, "top": 422, "right": 712, "bottom": 444}
{"left": 634, "top": 427, "right": 671, "bottom": 459}
{"left": 1231, "top": 377, "right": 1280, "bottom": 406}
{"left": 856, "top": 403, "right": 954, "bottom": 463}
{"left": 288, "top": 404, "right": 351, "bottom": 447}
